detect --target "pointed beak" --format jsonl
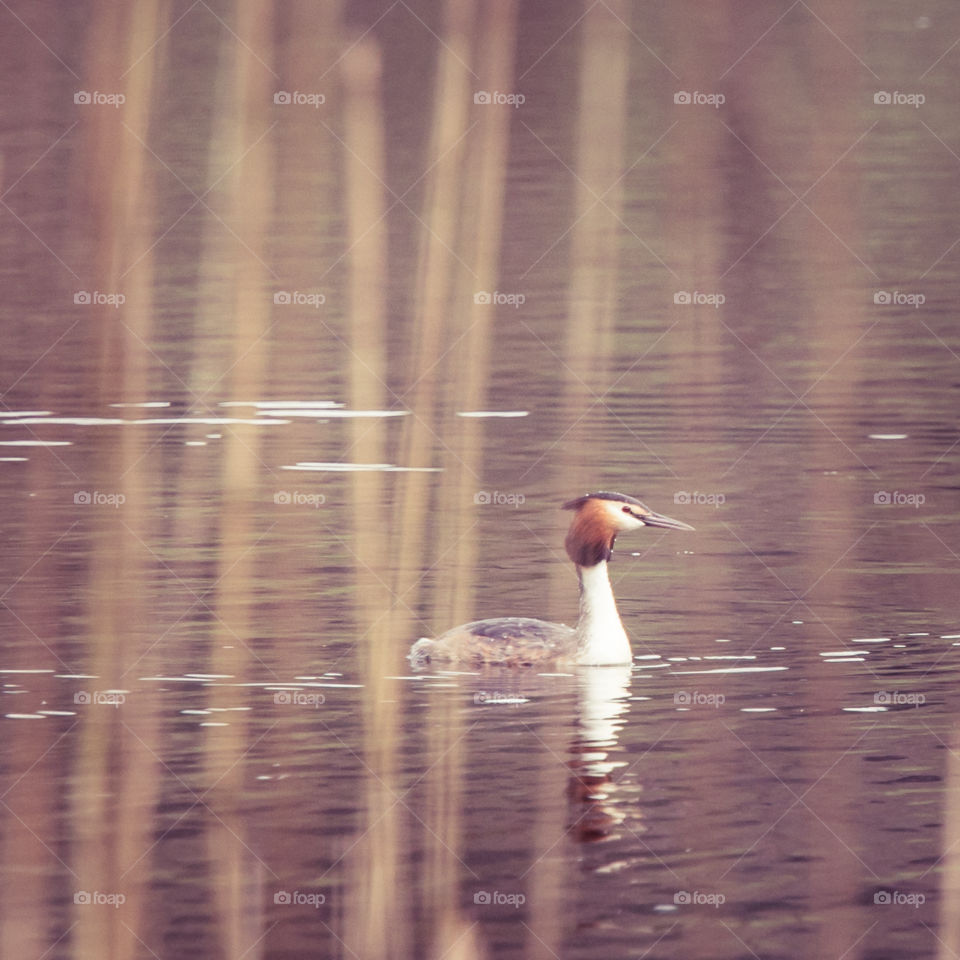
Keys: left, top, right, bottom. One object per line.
{"left": 641, "top": 510, "right": 695, "bottom": 532}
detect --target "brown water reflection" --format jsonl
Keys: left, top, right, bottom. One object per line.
{"left": 2, "top": 2, "right": 960, "bottom": 959}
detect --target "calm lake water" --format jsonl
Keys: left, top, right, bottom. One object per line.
{"left": 2, "top": 2, "right": 960, "bottom": 959}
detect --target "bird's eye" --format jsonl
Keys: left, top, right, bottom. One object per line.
{"left": 622, "top": 505, "right": 632, "bottom": 514}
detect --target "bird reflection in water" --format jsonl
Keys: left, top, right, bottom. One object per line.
{"left": 566, "top": 666, "right": 634, "bottom": 841}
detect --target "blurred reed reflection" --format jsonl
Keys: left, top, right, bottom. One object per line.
{"left": 353, "top": 0, "right": 519, "bottom": 955}
{"left": 200, "top": 2, "right": 276, "bottom": 958}
{"left": 546, "top": 0, "right": 632, "bottom": 615}
{"left": 532, "top": 10, "right": 634, "bottom": 951}
{"left": 68, "top": 4, "right": 167, "bottom": 960}
{"left": 339, "top": 32, "right": 412, "bottom": 960}
{"left": 940, "top": 732, "right": 960, "bottom": 960}
{"left": 405, "top": 0, "right": 480, "bottom": 951}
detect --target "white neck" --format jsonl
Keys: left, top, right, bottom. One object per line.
{"left": 573, "top": 561, "right": 633, "bottom": 665}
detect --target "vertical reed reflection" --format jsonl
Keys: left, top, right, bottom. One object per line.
{"left": 201, "top": 3, "right": 275, "bottom": 957}
{"left": 389, "top": 2, "right": 495, "bottom": 955}
{"left": 271, "top": 1, "right": 343, "bottom": 396}
{"left": 392, "top": 0, "right": 475, "bottom": 627}
{"left": 663, "top": 0, "right": 727, "bottom": 467}
{"left": 939, "top": 732, "right": 960, "bottom": 959}
{"left": 431, "top": 0, "right": 516, "bottom": 635}
{"left": 339, "top": 34, "right": 411, "bottom": 960}
{"left": 675, "top": 4, "right": 865, "bottom": 956}
{"left": 69, "top": 4, "right": 165, "bottom": 960}
{"left": 658, "top": 12, "right": 746, "bottom": 957}
{"left": 0, "top": 136, "right": 59, "bottom": 960}
{"left": 796, "top": 7, "right": 865, "bottom": 955}
{"left": 0, "top": 536, "right": 59, "bottom": 954}
{"left": 548, "top": 0, "right": 631, "bottom": 612}
{"left": 537, "top": 6, "right": 633, "bottom": 956}
{"left": 563, "top": 0, "right": 631, "bottom": 398}
{"left": 418, "top": 1, "right": 517, "bottom": 953}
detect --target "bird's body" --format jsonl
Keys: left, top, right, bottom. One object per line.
{"left": 409, "top": 492, "right": 693, "bottom": 667}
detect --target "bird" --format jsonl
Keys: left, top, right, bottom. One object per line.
{"left": 408, "top": 491, "right": 693, "bottom": 667}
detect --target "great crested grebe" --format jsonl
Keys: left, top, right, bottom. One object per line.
{"left": 409, "top": 492, "right": 693, "bottom": 667}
